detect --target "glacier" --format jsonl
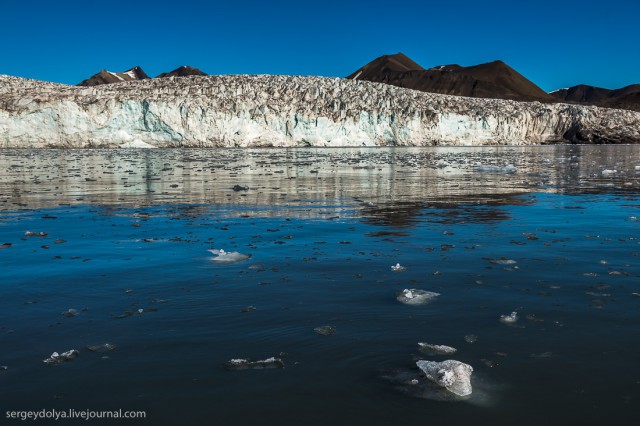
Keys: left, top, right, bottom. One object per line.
{"left": 1, "top": 74, "right": 639, "bottom": 148}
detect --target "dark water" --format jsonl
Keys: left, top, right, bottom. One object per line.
{"left": 1, "top": 146, "right": 639, "bottom": 425}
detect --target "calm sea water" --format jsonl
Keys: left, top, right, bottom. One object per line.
{"left": 1, "top": 146, "right": 639, "bottom": 425}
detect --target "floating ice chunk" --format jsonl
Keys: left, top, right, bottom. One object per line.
{"left": 0, "top": 366, "right": 7, "bottom": 371}
{"left": 43, "top": 350, "right": 80, "bottom": 365}
{"left": 473, "top": 164, "right": 517, "bottom": 174}
{"left": 500, "top": 312, "right": 519, "bottom": 324}
{"left": 416, "top": 359, "right": 473, "bottom": 397}
{"left": 601, "top": 169, "right": 617, "bottom": 176}
{"left": 418, "top": 343, "right": 457, "bottom": 356}
{"left": 224, "top": 357, "right": 284, "bottom": 370}
{"left": 119, "top": 139, "right": 157, "bottom": 149}
{"left": 86, "top": 343, "right": 116, "bottom": 353}
{"left": 397, "top": 289, "right": 440, "bottom": 305}
{"left": 391, "top": 263, "right": 406, "bottom": 272}
{"left": 314, "top": 325, "right": 336, "bottom": 336}
{"left": 209, "top": 249, "right": 251, "bottom": 264}
{"left": 25, "top": 231, "right": 48, "bottom": 237}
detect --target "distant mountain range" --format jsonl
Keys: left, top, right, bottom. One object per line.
{"left": 75, "top": 54, "right": 640, "bottom": 112}
{"left": 78, "top": 65, "right": 206, "bottom": 86}
{"left": 347, "top": 53, "right": 640, "bottom": 111}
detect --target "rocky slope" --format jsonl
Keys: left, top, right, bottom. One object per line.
{"left": 348, "top": 53, "right": 553, "bottom": 102}
{"left": 156, "top": 65, "right": 208, "bottom": 79}
{"left": 1, "top": 74, "right": 639, "bottom": 148}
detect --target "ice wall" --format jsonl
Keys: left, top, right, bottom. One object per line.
{"left": 1, "top": 74, "right": 639, "bottom": 147}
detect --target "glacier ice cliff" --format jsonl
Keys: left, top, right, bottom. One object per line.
{"left": 1, "top": 74, "right": 639, "bottom": 147}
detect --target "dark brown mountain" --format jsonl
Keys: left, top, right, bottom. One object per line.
{"left": 550, "top": 84, "right": 640, "bottom": 112}
{"left": 78, "top": 66, "right": 150, "bottom": 86}
{"left": 347, "top": 53, "right": 554, "bottom": 102}
{"left": 156, "top": 65, "right": 207, "bottom": 78}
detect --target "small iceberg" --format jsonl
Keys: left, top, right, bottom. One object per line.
{"left": 418, "top": 343, "right": 457, "bottom": 356}
{"left": 209, "top": 249, "right": 251, "bottom": 264}
{"left": 224, "top": 357, "right": 284, "bottom": 370}
{"left": 43, "top": 350, "right": 80, "bottom": 365}
{"left": 416, "top": 359, "right": 474, "bottom": 397}
{"left": 397, "top": 289, "right": 440, "bottom": 305}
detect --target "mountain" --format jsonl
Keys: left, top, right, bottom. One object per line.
{"left": 550, "top": 84, "right": 640, "bottom": 112}
{"left": 347, "top": 53, "right": 554, "bottom": 102}
{"left": 156, "top": 65, "right": 207, "bottom": 78}
{"left": 78, "top": 66, "right": 150, "bottom": 86}
{"left": 347, "top": 53, "right": 424, "bottom": 80}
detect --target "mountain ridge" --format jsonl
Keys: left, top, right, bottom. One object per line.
{"left": 550, "top": 83, "right": 640, "bottom": 112}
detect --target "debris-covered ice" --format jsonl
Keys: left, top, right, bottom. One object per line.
{"left": 224, "top": 357, "right": 284, "bottom": 370}
{"left": 86, "top": 343, "right": 116, "bottom": 352}
{"left": 43, "top": 350, "right": 80, "bottom": 365}
{"left": 416, "top": 359, "right": 474, "bottom": 397}
{"left": 61, "top": 309, "right": 78, "bottom": 318}
{"left": 24, "top": 231, "right": 48, "bottom": 237}
{"left": 209, "top": 249, "right": 251, "bottom": 264}
{"left": 397, "top": 289, "right": 440, "bottom": 305}
{"left": 418, "top": 343, "right": 457, "bottom": 356}
{"left": 314, "top": 326, "right": 336, "bottom": 336}
{"left": 500, "top": 312, "right": 519, "bottom": 324}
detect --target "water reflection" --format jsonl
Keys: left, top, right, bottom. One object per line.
{"left": 1, "top": 146, "right": 639, "bottom": 224}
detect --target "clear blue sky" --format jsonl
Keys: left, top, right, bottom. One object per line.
{"left": 1, "top": 0, "right": 638, "bottom": 91}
